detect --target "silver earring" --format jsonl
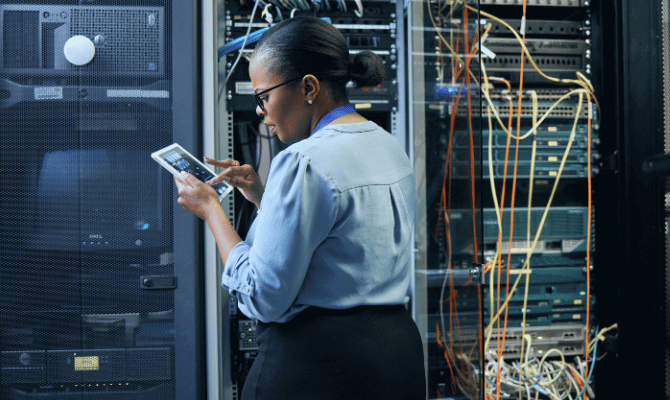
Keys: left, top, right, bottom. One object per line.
{"left": 307, "top": 99, "right": 313, "bottom": 105}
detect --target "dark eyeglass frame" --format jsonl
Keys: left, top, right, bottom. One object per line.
{"left": 253, "top": 76, "right": 304, "bottom": 111}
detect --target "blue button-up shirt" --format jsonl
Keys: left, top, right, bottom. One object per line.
{"left": 222, "top": 121, "right": 416, "bottom": 323}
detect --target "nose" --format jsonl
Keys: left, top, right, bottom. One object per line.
{"left": 256, "top": 104, "right": 264, "bottom": 116}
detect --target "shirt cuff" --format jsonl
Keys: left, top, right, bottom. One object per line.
{"left": 221, "top": 241, "right": 255, "bottom": 295}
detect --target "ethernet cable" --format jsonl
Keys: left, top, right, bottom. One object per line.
{"left": 353, "top": 0, "right": 364, "bottom": 17}
{"left": 223, "top": 0, "right": 263, "bottom": 83}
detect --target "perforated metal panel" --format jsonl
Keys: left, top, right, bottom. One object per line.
{"left": 0, "top": 5, "right": 164, "bottom": 76}
{"left": 0, "top": 2, "right": 183, "bottom": 399}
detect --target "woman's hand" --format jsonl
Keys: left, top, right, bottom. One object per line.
{"left": 175, "top": 172, "right": 222, "bottom": 221}
{"left": 205, "top": 158, "right": 265, "bottom": 209}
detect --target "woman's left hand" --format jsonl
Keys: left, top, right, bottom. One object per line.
{"left": 175, "top": 172, "right": 221, "bottom": 221}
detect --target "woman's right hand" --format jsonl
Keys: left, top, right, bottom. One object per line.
{"left": 205, "top": 158, "right": 265, "bottom": 209}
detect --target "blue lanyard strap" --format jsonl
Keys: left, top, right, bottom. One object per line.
{"left": 310, "top": 104, "right": 356, "bottom": 136}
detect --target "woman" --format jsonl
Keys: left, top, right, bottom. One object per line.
{"left": 176, "top": 16, "right": 425, "bottom": 400}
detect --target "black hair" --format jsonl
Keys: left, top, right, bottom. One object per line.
{"left": 253, "top": 16, "right": 385, "bottom": 101}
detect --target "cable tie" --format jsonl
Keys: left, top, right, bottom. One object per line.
{"left": 520, "top": 16, "right": 526, "bottom": 36}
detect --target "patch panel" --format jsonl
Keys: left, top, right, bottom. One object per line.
{"left": 484, "top": 38, "right": 589, "bottom": 55}
{"left": 481, "top": 54, "right": 588, "bottom": 82}
{"left": 474, "top": 163, "right": 592, "bottom": 179}
{"left": 498, "top": 253, "right": 586, "bottom": 269}
{"left": 429, "top": 308, "right": 591, "bottom": 329}
{"left": 448, "top": 206, "right": 589, "bottom": 255}
{"left": 483, "top": 19, "right": 586, "bottom": 37}
{"left": 427, "top": 267, "right": 589, "bottom": 315}
{"left": 479, "top": 0, "right": 587, "bottom": 6}
{"left": 429, "top": 324, "right": 588, "bottom": 361}
{"left": 451, "top": 101, "right": 592, "bottom": 120}
{"left": 477, "top": 126, "right": 598, "bottom": 149}
{"left": 486, "top": 88, "right": 588, "bottom": 103}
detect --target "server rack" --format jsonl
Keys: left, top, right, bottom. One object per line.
{"left": 0, "top": 1, "right": 206, "bottom": 398}
{"left": 408, "top": 0, "right": 600, "bottom": 398}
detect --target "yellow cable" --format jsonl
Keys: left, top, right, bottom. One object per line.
{"left": 518, "top": 91, "right": 538, "bottom": 393}
{"left": 482, "top": 87, "right": 591, "bottom": 141}
{"left": 527, "top": 90, "right": 539, "bottom": 246}
{"left": 588, "top": 323, "right": 618, "bottom": 353}
{"left": 484, "top": 105, "right": 503, "bottom": 354}
{"left": 456, "top": 0, "right": 593, "bottom": 93}
{"left": 482, "top": 66, "right": 505, "bottom": 355}
{"left": 484, "top": 91, "right": 584, "bottom": 335}
{"left": 538, "top": 348, "right": 567, "bottom": 385}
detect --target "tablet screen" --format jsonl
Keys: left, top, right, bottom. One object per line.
{"left": 160, "top": 148, "right": 230, "bottom": 196}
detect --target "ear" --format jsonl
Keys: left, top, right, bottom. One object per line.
{"left": 302, "top": 74, "right": 320, "bottom": 104}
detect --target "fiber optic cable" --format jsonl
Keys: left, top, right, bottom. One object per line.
{"left": 518, "top": 89, "right": 539, "bottom": 400}
{"left": 584, "top": 92, "right": 593, "bottom": 382}
{"left": 481, "top": 71, "right": 585, "bottom": 335}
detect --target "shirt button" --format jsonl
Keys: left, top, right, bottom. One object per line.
{"left": 245, "top": 287, "right": 250, "bottom": 293}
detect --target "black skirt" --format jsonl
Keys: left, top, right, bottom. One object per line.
{"left": 241, "top": 304, "right": 426, "bottom": 400}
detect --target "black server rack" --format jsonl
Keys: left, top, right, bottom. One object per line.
{"left": 0, "top": 1, "right": 204, "bottom": 399}
{"left": 409, "top": 1, "right": 602, "bottom": 398}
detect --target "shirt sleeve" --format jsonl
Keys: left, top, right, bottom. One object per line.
{"left": 221, "top": 149, "right": 338, "bottom": 322}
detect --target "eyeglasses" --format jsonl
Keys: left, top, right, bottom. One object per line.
{"left": 253, "top": 76, "right": 303, "bottom": 111}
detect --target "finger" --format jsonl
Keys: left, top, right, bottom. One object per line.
{"left": 174, "top": 176, "right": 188, "bottom": 191}
{"left": 180, "top": 171, "right": 202, "bottom": 187}
{"left": 207, "top": 168, "right": 237, "bottom": 185}
{"left": 205, "top": 158, "right": 240, "bottom": 168}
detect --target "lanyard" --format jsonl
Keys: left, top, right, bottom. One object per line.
{"left": 310, "top": 104, "right": 356, "bottom": 136}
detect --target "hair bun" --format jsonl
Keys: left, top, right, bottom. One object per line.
{"left": 349, "top": 50, "right": 385, "bottom": 87}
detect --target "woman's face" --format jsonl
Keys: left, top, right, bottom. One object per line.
{"left": 249, "top": 54, "right": 311, "bottom": 143}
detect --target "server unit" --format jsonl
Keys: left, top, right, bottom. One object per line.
{"left": 0, "top": 2, "right": 204, "bottom": 399}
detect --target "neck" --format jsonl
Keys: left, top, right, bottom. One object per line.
{"left": 310, "top": 100, "right": 350, "bottom": 124}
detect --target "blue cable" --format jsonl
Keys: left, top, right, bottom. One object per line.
{"left": 218, "top": 27, "right": 269, "bottom": 60}
{"left": 217, "top": 17, "right": 332, "bottom": 60}
{"left": 574, "top": 325, "right": 599, "bottom": 400}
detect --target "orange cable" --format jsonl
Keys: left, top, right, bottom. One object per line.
{"left": 568, "top": 363, "right": 589, "bottom": 400}
{"left": 585, "top": 93, "right": 593, "bottom": 378}
{"left": 432, "top": 9, "right": 487, "bottom": 397}
{"left": 464, "top": 6, "right": 479, "bottom": 264}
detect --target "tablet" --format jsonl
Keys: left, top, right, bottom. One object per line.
{"left": 152, "top": 143, "right": 233, "bottom": 201}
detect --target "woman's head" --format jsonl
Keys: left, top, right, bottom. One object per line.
{"left": 252, "top": 16, "right": 385, "bottom": 101}
{"left": 248, "top": 16, "right": 384, "bottom": 143}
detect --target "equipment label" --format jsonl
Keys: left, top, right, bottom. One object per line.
{"left": 34, "top": 87, "right": 63, "bottom": 100}
{"left": 74, "top": 356, "right": 99, "bottom": 371}
{"left": 235, "top": 81, "right": 254, "bottom": 95}
{"left": 107, "top": 89, "right": 169, "bottom": 98}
